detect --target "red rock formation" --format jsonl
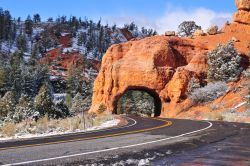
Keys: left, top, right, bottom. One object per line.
{"left": 89, "top": 0, "right": 250, "bottom": 117}
{"left": 233, "top": 0, "right": 250, "bottom": 25}
{"left": 89, "top": 36, "right": 209, "bottom": 117}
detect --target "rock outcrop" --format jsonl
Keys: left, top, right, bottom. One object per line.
{"left": 89, "top": 0, "right": 250, "bottom": 118}
{"left": 233, "top": 0, "right": 250, "bottom": 24}
{"left": 89, "top": 36, "right": 208, "bottom": 117}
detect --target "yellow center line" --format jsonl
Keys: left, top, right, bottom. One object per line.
{"left": 0, "top": 118, "right": 172, "bottom": 151}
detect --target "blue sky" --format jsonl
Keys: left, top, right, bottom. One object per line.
{"left": 0, "top": 0, "right": 237, "bottom": 33}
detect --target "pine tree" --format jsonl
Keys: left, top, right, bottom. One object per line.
{"left": 10, "top": 51, "right": 23, "bottom": 99}
{"left": 20, "top": 66, "right": 36, "bottom": 97}
{"left": 0, "top": 66, "right": 11, "bottom": 96}
{"left": 25, "top": 15, "right": 33, "bottom": 37}
{"left": 67, "top": 64, "right": 83, "bottom": 96}
{"left": 34, "top": 84, "right": 54, "bottom": 117}
{"left": 29, "top": 42, "right": 39, "bottom": 65}
{"left": 0, "top": 91, "right": 16, "bottom": 118}
{"left": 16, "top": 34, "right": 27, "bottom": 52}
{"left": 33, "top": 14, "right": 41, "bottom": 24}
{"left": 13, "top": 94, "right": 35, "bottom": 122}
{"left": 54, "top": 100, "right": 70, "bottom": 118}
{"left": 71, "top": 93, "right": 83, "bottom": 113}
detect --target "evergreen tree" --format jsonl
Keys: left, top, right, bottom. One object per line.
{"left": 71, "top": 92, "right": 83, "bottom": 113}
{"left": 16, "top": 34, "right": 27, "bottom": 52}
{"left": 20, "top": 66, "right": 36, "bottom": 97}
{"left": 13, "top": 94, "right": 36, "bottom": 122}
{"left": 0, "top": 9, "right": 12, "bottom": 40}
{"left": 0, "top": 91, "right": 16, "bottom": 118}
{"left": 54, "top": 100, "right": 70, "bottom": 118}
{"left": 29, "top": 42, "right": 40, "bottom": 65}
{"left": 33, "top": 14, "right": 41, "bottom": 24}
{"left": 25, "top": 15, "right": 33, "bottom": 37}
{"left": 47, "top": 17, "right": 53, "bottom": 22}
{"left": 34, "top": 84, "right": 54, "bottom": 117}
{"left": 10, "top": 51, "right": 23, "bottom": 99}
{"left": 0, "top": 66, "right": 11, "bottom": 96}
{"left": 66, "top": 64, "right": 83, "bottom": 96}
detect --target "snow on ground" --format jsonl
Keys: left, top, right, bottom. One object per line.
{"left": 0, "top": 119, "right": 120, "bottom": 142}
{"left": 233, "top": 102, "right": 247, "bottom": 109}
{"left": 53, "top": 93, "right": 67, "bottom": 101}
{"left": 61, "top": 32, "right": 71, "bottom": 37}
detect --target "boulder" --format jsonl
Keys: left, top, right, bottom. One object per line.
{"left": 165, "top": 31, "right": 176, "bottom": 36}
{"left": 193, "top": 29, "right": 206, "bottom": 36}
{"left": 231, "top": 36, "right": 240, "bottom": 42}
{"left": 207, "top": 26, "right": 219, "bottom": 35}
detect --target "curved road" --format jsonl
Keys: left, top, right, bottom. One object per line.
{"left": 0, "top": 116, "right": 249, "bottom": 165}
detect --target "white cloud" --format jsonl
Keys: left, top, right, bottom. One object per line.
{"left": 156, "top": 7, "right": 232, "bottom": 34}
{"left": 103, "top": 6, "right": 232, "bottom": 35}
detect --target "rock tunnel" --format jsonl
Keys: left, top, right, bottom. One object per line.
{"left": 113, "top": 87, "right": 162, "bottom": 117}
{"left": 89, "top": 35, "right": 209, "bottom": 117}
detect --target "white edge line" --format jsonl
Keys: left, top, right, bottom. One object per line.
{"left": 3, "top": 121, "right": 213, "bottom": 166}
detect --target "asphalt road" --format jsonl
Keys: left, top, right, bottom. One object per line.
{"left": 0, "top": 116, "right": 249, "bottom": 166}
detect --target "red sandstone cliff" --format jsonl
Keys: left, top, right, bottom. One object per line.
{"left": 89, "top": 0, "right": 250, "bottom": 118}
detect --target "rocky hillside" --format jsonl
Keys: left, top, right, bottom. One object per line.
{"left": 0, "top": 11, "right": 157, "bottom": 124}
{"left": 90, "top": 0, "right": 250, "bottom": 122}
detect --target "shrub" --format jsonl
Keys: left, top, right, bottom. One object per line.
{"left": 54, "top": 100, "right": 70, "bottom": 119}
{"left": 208, "top": 41, "right": 242, "bottom": 82}
{"left": 177, "top": 21, "right": 201, "bottom": 37}
{"left": 97, "top": 104, "right": 107, "bottom": 114}
{"left": 1, "top": 122, "right": 16, "bottom": 137}
{"left": 190, "top": 81, "right": 228, "bottom": 104}
{"left": 187, "top": 77, "right": 200, "bottom": 95}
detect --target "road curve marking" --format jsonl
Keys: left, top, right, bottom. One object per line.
{"left": 1, "top": 121, "right": 212, "bottom": 166}
{"left": 0, "top": 117, "right": 171, "bottom": 152}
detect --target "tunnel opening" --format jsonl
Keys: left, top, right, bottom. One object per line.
{"left": 114, "top": 87, "right": 162, "bottom": 117}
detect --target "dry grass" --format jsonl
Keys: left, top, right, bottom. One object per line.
{"left": 0, "top": 112, "right": 117, "bottom": 138}
{"left": 1, "top": 122, "right": 16, "bottom": 137}
{"left": 35, "top": 114, "right": 48, "bottom": 133}
{"left": 93, "top": 112, "right": 114, "bottom": 126}
{"left": 202, "top": 109, "right": 250, "bottom": 122}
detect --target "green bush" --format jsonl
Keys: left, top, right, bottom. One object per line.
{"left": 208, "top": 41, "right": 242, "bottom": 82}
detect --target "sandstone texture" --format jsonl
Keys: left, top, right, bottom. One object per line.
{"left": 90, "top": 0, "right": 250, "bottom": 118}
{"left": 233, "top": 0, "right": 250, "bottom": 24}
{"left": 89, "top": 36, "right": 207, "bottom": 117}
{"left": 236, "top": 0, "right": 250, "bottom": 10}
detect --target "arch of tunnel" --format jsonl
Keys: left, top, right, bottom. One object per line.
{"left": 113, "top": 87, "right": 162, "bottom": 117}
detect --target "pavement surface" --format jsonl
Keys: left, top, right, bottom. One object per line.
{"left": 0, "top": 116, "right": 249, "bottom": 166}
